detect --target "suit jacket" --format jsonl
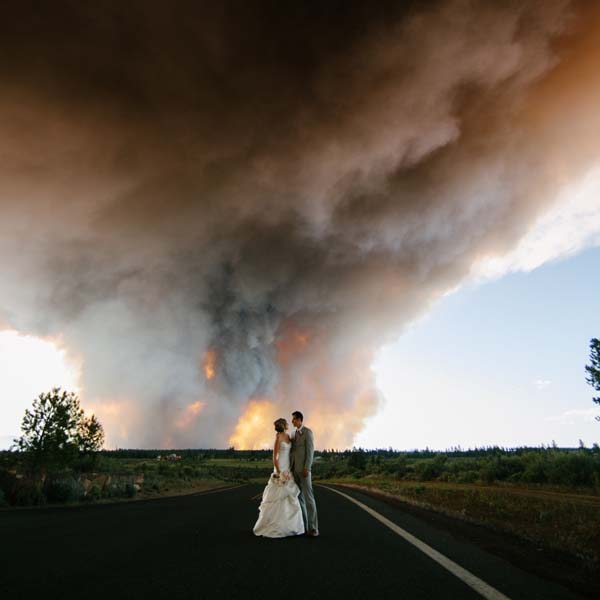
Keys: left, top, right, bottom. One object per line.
{"left": 290, "top": 426, "right": 314, "bottom": 474}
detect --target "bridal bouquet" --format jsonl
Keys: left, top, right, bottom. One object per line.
{"left": 272, "top": 470, "right": 292, "bottom": 485}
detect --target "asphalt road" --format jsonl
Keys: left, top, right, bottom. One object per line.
{"left": 0, "top": 483, "right": 588, "bottom": 599}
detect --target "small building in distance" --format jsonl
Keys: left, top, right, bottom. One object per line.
{"left": 156, "top": 453, "right": 182, "bottom": 461}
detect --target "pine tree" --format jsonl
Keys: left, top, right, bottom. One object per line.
{"left": 11, "top": 387, "right": 105, "bottom": 474}
{"left": 585, "top": 338, "right": 600, "bottom": 422}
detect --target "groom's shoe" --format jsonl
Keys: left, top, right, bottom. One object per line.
{"left": 307, "top": 529, "right": 319, "bottom": 537}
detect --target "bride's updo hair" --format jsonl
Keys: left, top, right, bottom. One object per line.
{"left": 273, "top": 418, "right": 287, "bottom": 433}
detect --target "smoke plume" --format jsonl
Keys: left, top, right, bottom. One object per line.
{"left": 1, "top": 0, "right": 599, "bottom": 448}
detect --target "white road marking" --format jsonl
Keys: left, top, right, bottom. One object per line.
{"left": 321, "top": 485, "right": 512, "bottom": 600}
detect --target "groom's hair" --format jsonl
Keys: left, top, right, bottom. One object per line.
{"left": 292, "top": 411, "right": 303, "bottom": 422}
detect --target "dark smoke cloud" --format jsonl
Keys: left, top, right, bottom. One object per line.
{"left": 0, "top": 0, "right": 597, "bottom": 448}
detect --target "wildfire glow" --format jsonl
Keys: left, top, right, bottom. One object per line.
{"left": 275, "top": 324, "right": 311, "bottom": 367}
{"left": 203, "top": 350, "right": 216, "bottom": 380}
{"left": 81, "top": 397, "right": 140, "bottom": 449}
{"left": 175, "top": 400, "right": 206, "bottom": 430}
{"left": 228, "top": 399, "right": 278, "bottom": 450}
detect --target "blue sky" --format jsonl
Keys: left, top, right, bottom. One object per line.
{"left": 356, "top": 245, "right": 600, "bottom": 450}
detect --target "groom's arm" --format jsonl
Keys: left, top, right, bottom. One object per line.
{"left": 304, "top": 429, "right": 314, "bottom": 473}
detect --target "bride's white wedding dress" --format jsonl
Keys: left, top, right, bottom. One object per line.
{"left": 253, "top": 439, "right": 305, "bottom": 538}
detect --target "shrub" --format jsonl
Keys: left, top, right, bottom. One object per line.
{"left": 521, "top": 458, "right": 548, "bottom": 484}
{"left": 14, "top": 480, "right": 46, "bottom": 506}
{"left": 44, "top": 477, "right": 85, "bottom": 503}
{"left": 479, "top": 464, "right": 496, "bottom": 485}
{"left": 546, "top": 453, "right": 596, "bottom": 487}
{"left": 106, "top": 481, "right": 127, "bottom": 497}
{"left": 388, "top": 457, "right": 409, "bottom": 479}
{"left": 0, "top": 488, "right": 7, "bottom": 507}
{"left": 457, "top": 470, "right": 479, "bottom": 484}
{"left": 445, "top": 458, "right": 477, "bottom": 480}
{"left": 143, "top": 477, "right": 162, "bottom": 493}
{"left": 101, "top": 479, "right": 137, "bottom": 498}
{"left": 0, "top": 469, "right": 17, "bottom": 500}
{"left": 348, "top": 450, "right": 367, "bottom": 470}
{"left": 85, "top": 485, "right": 102, "bottom": 502}
{"left": 478, "top": 456, "right": 525, "bottom": 483}
{"left": 415, "top": 455, "right": 447, "bottom": 481}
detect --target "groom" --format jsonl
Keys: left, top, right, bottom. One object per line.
{"left": 290, "top": 410, "right": 319, "bottom": 537}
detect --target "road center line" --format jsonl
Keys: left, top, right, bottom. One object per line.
{"left": 320, "top": 485, "right": 511, "bottom": 600}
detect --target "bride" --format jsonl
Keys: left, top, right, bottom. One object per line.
{"left": 253, "top": 418, "right": 305, "bottom": 538}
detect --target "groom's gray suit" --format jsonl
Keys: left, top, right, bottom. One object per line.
{"left": 290, "top": 425, "right": 319, "bottom": 533}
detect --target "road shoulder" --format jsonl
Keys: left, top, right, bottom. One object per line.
{"left": 320, "top": 483, "right": 598, "bottom": 600}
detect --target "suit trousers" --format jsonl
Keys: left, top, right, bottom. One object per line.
{"left": 294, "top": 470, "right": 318, "bottom": 533}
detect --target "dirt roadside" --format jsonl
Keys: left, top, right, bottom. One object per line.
{"left": 0, "top": 480, "right": 235, "bottom": 511}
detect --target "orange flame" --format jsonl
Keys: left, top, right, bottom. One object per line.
{"left": 175, "top": 400, "right": 206, "bottom": 429}
{"left": 228, "top": 399, "right": 279, "bottom": 450}
{"left": 203, "top": 350, "right": 216, "bottom": 380}
{"left": 227, "top": 318, "right": 381, "bottom": 451}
